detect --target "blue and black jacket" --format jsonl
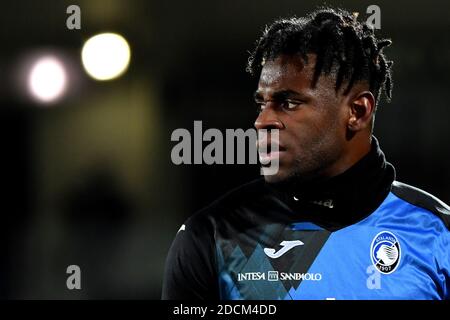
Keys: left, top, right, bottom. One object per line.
{"left": 162, "top": 138, "right": 450, "bottom": 300}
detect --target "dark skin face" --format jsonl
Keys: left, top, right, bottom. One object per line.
{"left": 254, "top": 54, "right": 375, "bottom": 185}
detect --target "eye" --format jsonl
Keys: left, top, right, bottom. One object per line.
{"left": 282, "top": 100, "right": 302, "bottom": 110}
{"left": 255, "top": 102, "right": 266, "bottom": 114}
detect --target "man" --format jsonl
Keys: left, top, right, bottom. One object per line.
{"left": 162, "top": 7, "right": 450, "bottom": 300}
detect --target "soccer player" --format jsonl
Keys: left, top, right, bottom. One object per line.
{"left": 162, "top": 7, "right": 450, "bottom": 300}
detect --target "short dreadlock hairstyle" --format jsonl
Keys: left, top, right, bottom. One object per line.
{"left": 247, "top": 7, "right": 393, "bottom": 105}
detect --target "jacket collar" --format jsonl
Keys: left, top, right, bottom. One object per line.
{"left": 269, "top": 136, "right": 396, "bottom": 230}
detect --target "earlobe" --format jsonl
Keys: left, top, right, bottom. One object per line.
{"left": 347, "top": 91, "right": 375, "bottom": 131}
{"left": 348, "top": 116, "right": 357, "bottom": 129}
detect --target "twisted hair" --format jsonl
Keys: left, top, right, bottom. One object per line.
{"left": 247, "top": 7, "right": 393, "bottom": 105}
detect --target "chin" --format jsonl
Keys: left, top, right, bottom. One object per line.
{"left": 262, "top": 168, "right": 290, "bottom": 184}
{"left": 262, "top": 164, "right": 312, "bottom": 191}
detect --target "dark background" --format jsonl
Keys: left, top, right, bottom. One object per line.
{"left": 1, "top": 0, "right": 449, "bottom": 299}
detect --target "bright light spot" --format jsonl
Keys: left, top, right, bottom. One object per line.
{"left": 81, "top": 33, "right": 131, "bottom": 81}
{"left": 28, "top": 56, "right": 67, "bottom": 103}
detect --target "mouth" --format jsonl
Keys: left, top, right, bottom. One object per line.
{"left": 258, "top": 142, "right": 287, "bottom": 165}
{"left": 259, "top": 151, "right": 285, "bottom": 165}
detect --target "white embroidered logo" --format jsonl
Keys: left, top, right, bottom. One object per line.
{"left": 264, "top": 240, "right": 304, "bottom": 259}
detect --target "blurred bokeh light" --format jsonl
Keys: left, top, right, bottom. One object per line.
{"left": 27, "top": 56, "right": 67, "bottom": 104}
{"left": 81, "top": 33, "right": 131, "bottom": 81}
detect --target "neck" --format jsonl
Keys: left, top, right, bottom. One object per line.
{"left": 268, "top": 136, "right": 396, "bottom": 230}
{"left": 320, "top": 134, "right": 372, "bottom": 179}
{"left": 321, "top": 141, "right": 371, "bottom": 178}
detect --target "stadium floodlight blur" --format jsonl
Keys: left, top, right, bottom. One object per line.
{"left": 81, "top": 33, "right": 131, "bottom": 81}
{"left": 27, "top": 55, "right": 68, "bottom": 104}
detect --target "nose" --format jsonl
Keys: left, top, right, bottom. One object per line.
{"left": 254, "top": 103, "right": 284, "bottom": 130}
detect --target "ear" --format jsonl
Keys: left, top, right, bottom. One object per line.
{"left": 347, "top": 91, "right": 376, "bottom": 132}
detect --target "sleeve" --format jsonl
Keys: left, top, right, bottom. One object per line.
{"left": 437, "top": 229, "right": 450, "bottom": 299}
{"left": 161, "top": 214, "right": 219, "bottom": 300}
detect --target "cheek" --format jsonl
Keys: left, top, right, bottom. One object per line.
{"left": 317, "top": 100, "right": 347, "bottom": 134}
{"left": 291, "top": 107, "right": 345, "bottom": 150}
{"left": 298, "top": 107, "right": 339, "bottom": 135}
{"left": 332, "top": 105, "right": 350, "bottom": 139}
{"left": 318, "top": 112, "right": 346, "bottom": 148}
{"left": 281, "top": 100, "right": 346, "bottom": 146}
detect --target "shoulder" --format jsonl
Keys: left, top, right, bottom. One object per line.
{"left": 185, "top": 178, "right": 275, "bottom": 231}
{"left": 390, "top": 181, "right": 450, "bottom": 299}
{"left": 391, "top": 181, "right": 450, "bottom": 230}
{"left": 191, "top": 178, "right": 268, "bottom": 216}
{"left": 208, "top": 178, "right": 268, "bottom": 207}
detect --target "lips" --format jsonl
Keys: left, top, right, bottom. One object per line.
{"left": 259, "top": 151, "right": 285, "bottom": 164}
{"left": 258, "top": 141, "right": 287, "bottom": 165}
{"left": 257, "top": 139, "right": 286, "bottom": 151}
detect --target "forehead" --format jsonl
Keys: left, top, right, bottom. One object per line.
{"left": 258, "top": 54, "right": 316, "bottom": 93}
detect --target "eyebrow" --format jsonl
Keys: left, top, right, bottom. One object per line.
{"left": 254, "top": 89, "right": 306, "bottom": 101}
